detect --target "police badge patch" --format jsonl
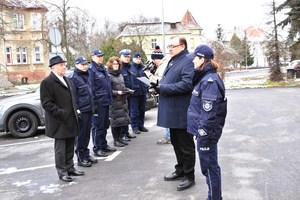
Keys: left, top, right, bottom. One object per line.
{"left": 203, "top": 100, "right": 213, "bottom": 111}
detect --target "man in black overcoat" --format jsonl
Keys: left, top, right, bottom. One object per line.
{"left": 40, "top": 55, "right": 84, "bottom": 182}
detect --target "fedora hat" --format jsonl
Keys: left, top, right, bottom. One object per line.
{"left": 49, "top": 55, "right": 66, "bottom": 68}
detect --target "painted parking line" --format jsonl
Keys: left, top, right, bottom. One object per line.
{"left": 0, "top": 138, "right": 52, "bottom": 148}
{"left": 0, "top": 151, "right": 122, "bottom": 175}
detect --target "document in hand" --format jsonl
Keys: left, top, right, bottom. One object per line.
{"left": 137, "top": 77, "right": 151, "bottom": 86}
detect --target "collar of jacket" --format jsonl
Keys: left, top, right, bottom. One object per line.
{"left": 108, "top": 69, "right": 121, "bottom": 76}
{"left": 132, "top": 62, "right": 143, "bottom": 69}
{"left": 192, "top": 62, "right": 216, "bottom": 86}
{"left": 74, "top": 67, "right": 89, "bottom": 75}
{"left": 170, "top": 49, "right": 189, "bottom": 61}
{"left": 91, "top": 61, "right": 105, "bottom": 71}
{"left": 122, "top": 62, "right": 131, "bottom": 69}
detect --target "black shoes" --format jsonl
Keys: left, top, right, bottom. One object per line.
{"left": 139, "top": 127, "right": 149, "bottom": 132}
{"left": 164, "top": 172, "right": 184, "bottom": 181}
{"left": 94, "top": 150, "right": 108, "bottom": 157}
{"left": 68, "top": 170, "right": 85, "bottom": 176}
{"left": 127, "top": 134, "right": 137, "bottom": 138}
{"left": 121, "top": 136, "right": 131, "bottom": 141}
{"left": 59, "top": 175, "right": 73, "bottom": 182}
{"left": 133, "top": 129, "right": 141, "bottom": 134}
{"left": 177, "top": 179, "right": 195, "bottom": 191}
{"left": 119, "top": 139, "right": 129, "bottom": 145}
{"left": 87, "top": 156, "right": 98, "bottom": 164}
{"left": 78, "top": 159, "right": 92, "bottom": 167}
{"left": 114, "top": 141, "right": 125, "bottom": 147}
{"left": 103, "top": 145, "right": 117, "bottom": 152}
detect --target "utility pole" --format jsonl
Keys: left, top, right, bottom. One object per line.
{"left": 161, "top": 0, "right": 165, "bottom": 54}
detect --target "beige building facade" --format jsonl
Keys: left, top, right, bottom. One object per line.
{"left": 0, "top": 0, "right": 49, "bottom": 84}
{"left": 117, "top": 10, "right": 203, "bottom": 60}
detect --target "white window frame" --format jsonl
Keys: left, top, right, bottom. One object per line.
{"left": 34, "top": 46, "right": 41, "bottom": 62}
{"left": 151, "top": 39, "right": 157, "bottom": 49}
{"left": 31, "top": 13, "right": 41, "bottom": 30}
{"left": 16, "top": 47, "right": 21, "bottom": 63}
{"left": 6, "top": 47, "right": 12, "bottom": 64}
{"left": 16, "top": 47, "right": 27, "bottom": 64}
{"left": 22, "top": 47, "right": 27, "bottom": 63}
{"left": 13, "top": 13, "right": 25, "bottom": 30}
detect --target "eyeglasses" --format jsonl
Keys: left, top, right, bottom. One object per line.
{"left": 167, "top": 44, "right": 182, "bottom": 49}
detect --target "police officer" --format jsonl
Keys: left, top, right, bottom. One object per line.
{"left": 69, "top": 56, "right": 98, "bottom": 167}
{"left": 89, "top": 50, "right": 116, "bottom": 157}
{"left": 187, "top": 45, "right": 227, "bottom": 200}
{"left": 119, "top": 49, "right": 137, "bottom": 141}
{"left": 130, "top": 53, "right": 149, "bottom": 134}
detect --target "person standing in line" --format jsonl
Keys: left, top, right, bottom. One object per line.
{"left": 150, "top": 36, "right": 196, "bottom": 191}
{"left": 187, "top": 45, "right": 227, "bottom": 200}
{"left": 69, "top": 56, "right": 98, "bottom": 167}
{"left": 130, "top": 53, "right": 149, "bottom": 134}
{"left": 40, "top": 55, "right": 84, "bottom": 182}
{"left": 119, "top": 49, "right": 137, "bottom": 141}
{"left": 106, "top": 56, "right": 133, "bottom": 147}
{"left": 89, "top": 50, "right": 116, "bottom": 157}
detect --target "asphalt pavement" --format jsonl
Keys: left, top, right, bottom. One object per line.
{"left": 1, "top": 87, "right": 300, "bottom": 200}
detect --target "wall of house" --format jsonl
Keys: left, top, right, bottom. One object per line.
{"left": 0, "top": 6, "right": 49, "bottom": 84}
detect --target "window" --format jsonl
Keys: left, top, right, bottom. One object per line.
{"left": 31, "top": 13, "right": 41, "bottom": 30}
{"left": 13, "top": 13, "right": 25, "bottom": 30}
{"left": 151, "top": 39, "right": 157, "bottom": 49}
{"left": 6, "top": 47, "right": 12, "bottom": 64}
{"left": 35, "top": 46, "right": 41, "bottom": 62}
{"left": 22, "top": 47, "right": 27, "bottom": 63}
{"left": 16, "top": 47, "right": 21, "bottom": 63}
{"left": 16, "top": 47, "right": 27, "bottom": 64}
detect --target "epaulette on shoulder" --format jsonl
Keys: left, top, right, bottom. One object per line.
{"left": 207, "top": 77, "right": 214, "bottom": 83}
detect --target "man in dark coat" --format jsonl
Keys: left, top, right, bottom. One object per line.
{"left": 151, "top": 36, "right": 196, "bottom": 191}
{"left": 40, "top": 55, "right": 84, "bottom": 182}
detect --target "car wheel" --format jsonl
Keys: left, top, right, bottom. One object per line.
{"left": 8, "top": 111, "right": 38, "bottom": 138}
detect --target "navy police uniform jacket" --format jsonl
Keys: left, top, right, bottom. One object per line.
{"left": 187, "top": 63, "right": 227, "bottom": 146}
{"left": 69, "top": 67, "right": 93, "bottom": 113}
{"left": 88, "top": 61, "right": 112, "bottom": 106}
{"left": 121, "top": 62, "right": 133, "bottom": 89}
{"left": 130, "top": 62, "right": 148, "bottom": 96}
{"left": 157, "top": 49, "right": 194, "bottom": 129}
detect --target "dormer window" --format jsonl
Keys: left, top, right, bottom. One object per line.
{"left": 170, "top": 23, "right": 177, "bottom": 29}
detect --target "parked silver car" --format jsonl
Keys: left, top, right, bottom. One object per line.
{"left": 0, "top": 88, "right": 44, "bottom": 138}
{"left": 0, "top": 87, "right": 157, "bottom": 138}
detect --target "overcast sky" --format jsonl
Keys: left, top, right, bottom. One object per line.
{"left": 48, "top": 0, "right": 285, "bottom": 39}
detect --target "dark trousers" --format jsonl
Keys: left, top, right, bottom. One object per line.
{"left": 54, "top": 137, "right": 76, "bottom": 177}
{"left": 121, "top": 96, "right": 131, "bottom": 137}
{"left": 170, "top": 128, "right": 195, "bottom": 180}
{"left": 198, "top": 143, "right": 222, "bottom": 200}
{"left": 92, "top": 105, "right": 109, "bottom": 151}
{"left": 111, "top": 126, "right": 124, "bottom": 142}
{"left": 130, "top": 95, "right": 146, "bottom": 131}
{"left": 76, "top": 112, "right": 92, "bottom": 161}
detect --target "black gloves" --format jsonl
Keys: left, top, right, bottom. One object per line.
{"left": 150, "top": 80, "right": 160, "bottom": 94}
